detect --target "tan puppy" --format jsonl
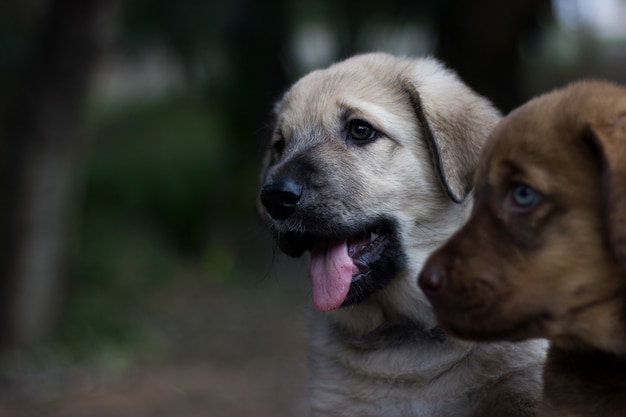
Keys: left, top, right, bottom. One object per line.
{"left": 258, "top": 53, "right": 545, "bottom": 417}
{"left": 419, "top": 80, "right": 626, "bottom": 417}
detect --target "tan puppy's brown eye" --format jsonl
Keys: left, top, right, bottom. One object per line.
{"left": 347, "top": 120, "right": 377, "bottom": 143}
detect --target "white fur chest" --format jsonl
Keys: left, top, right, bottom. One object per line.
{"left": 308, "top": 312, "right": 546, "bottom": 417}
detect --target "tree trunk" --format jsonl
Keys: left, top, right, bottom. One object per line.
{"left": 435, "top": 0, "right": 552, "bottom": 112}
{"left": 0, "top": 0, "right": 119, "bottom": 346}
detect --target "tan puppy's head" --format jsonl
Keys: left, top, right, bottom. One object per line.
{"left": 258, "top": 53, "right": 500, "bottom": 313}
{"left": 418, "top": 80, "right": 626, "bottom": 353}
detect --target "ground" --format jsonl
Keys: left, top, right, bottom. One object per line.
{"left": 0, "top": 260, "right": 310, "bottom": 417}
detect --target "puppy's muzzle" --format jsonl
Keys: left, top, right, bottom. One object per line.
{"left": 260, "top": 178, "right": 303, "bottom": 220}
{"left": 418, "top": 262, "right": 448, "bottom": 296}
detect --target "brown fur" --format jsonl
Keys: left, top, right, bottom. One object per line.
{"left": 418, "top": 80, "right": 626, "bottom": 417}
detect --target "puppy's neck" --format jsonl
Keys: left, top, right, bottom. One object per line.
{"left": 324, "top": 295, "right": 440, "bottom": 346}
{"left": 550, "top": 284, "right": 626, "bottom": 355}
{"left": 541, "top": 347, "right": 626, "bottom": 417}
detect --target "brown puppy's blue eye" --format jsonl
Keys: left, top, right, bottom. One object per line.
{"left": 512, "top": 184, "right": 540, "bottom": 208}
{"left": 347, "top": 120, "right": 377, "bottom": 143}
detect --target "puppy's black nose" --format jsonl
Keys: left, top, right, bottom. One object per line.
{"left": 260, "top": 178, "right": 303, "bottom": 220}
{"left": 418, "top": 262, "right": 447, "bottom": 293}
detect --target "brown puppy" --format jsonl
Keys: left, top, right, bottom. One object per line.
{"left": 418, "top": 80, "right": 626, "bottom": 417}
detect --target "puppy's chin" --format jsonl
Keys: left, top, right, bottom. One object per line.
{"left": 437, "top": 310, "right": 552, "bottom": 343}
{"left": 272, "top": 217, "right": 407, "bottom": 308}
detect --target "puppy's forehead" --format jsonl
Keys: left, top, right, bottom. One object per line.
{"left": 480, "top": 102, "right": 557, "bottom": 181}
{"left": 275, "top": 57, "right": 407, "bottom": 130}
{"left": 480, "top": 81, "right": 626, "bottom": 187}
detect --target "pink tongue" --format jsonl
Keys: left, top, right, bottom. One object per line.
{"left": 309, "top": 239, "right": 354, "bottom": 311}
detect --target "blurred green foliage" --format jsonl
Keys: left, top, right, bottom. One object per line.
{"left": 58, "top": 95, "right": 239, "bottom": 356}
{"left": 84, "top": 97, "right": 225, "bottom": 252}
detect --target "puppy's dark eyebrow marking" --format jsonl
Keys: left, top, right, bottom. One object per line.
{"left": 337, "top": 101, "right": 360, "bottom": 122}
{"left": 337, "top": 101, "right": 398, "bottom": 144}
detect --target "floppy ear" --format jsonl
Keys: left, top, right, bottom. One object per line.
{"left": 589, "top": 114, "right": 626, "bottom": 270}
{"left": 403, "top": 59, "right": 501, "bottom": 203}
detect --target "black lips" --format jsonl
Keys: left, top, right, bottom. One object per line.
{"left": 275, "top": 218, "right": 406, "bottom": 306}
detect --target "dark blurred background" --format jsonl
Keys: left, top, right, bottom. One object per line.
{"left": 1, "top": 0, "right": 625, "bottom": 416}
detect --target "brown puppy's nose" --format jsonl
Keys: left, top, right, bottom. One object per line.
{"left": 260, "top": 178, "right": 303, "bottom": 220}
{"left": 418, "top": 262, "right": 447, "bottom": 293}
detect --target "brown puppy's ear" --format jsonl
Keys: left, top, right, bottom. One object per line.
{"left": 589, "top": 114, "right": 626, "bottom": 270}
{"left": 403, "top": 59, "right": 501, "bottom": 203}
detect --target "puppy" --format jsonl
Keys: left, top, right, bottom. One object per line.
{"left": 258, "top": 53, "right": 545, "bottom": 417}
{"left": 419, "top": 80, "right": 626, "bottom": 417}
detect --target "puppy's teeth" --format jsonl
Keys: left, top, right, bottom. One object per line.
{"left": 370, "top": 233, "right": 378, "bottom": 241}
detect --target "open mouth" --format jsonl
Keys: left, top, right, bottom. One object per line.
{"left": 276, "top": 220, "right": 403, "bottom": 311}
{"left": 348, "top": 228, "right": 387, "bottom": 281}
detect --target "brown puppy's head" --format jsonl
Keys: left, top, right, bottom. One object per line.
{"left": 418, "top": 80, "right": 626, "bottom": 354}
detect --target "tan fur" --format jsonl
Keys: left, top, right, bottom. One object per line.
{"left": 419, "top": 80, "right": 626, "bottom": 417}
{"left": 259, "top": 53, "right": 545, "bottom": 417}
